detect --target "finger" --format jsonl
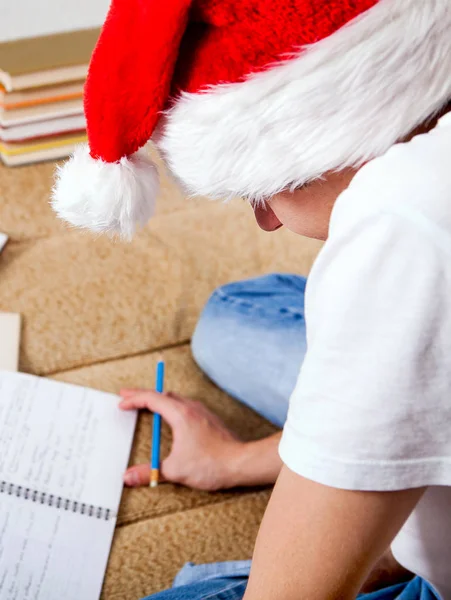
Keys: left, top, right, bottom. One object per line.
{"left": 118, "top": 391, "right": 182, "bottom": 428}
{"left": 119, "top": 389, "right": 170, "bottom": 409}
{"left": 120, "top": 389, "right": 185, "bottom": 401}
{"left": 123, "top": 464, "right": 167, "bottom": 487}
{"left": 123, "top": 465, "right": 150, "bottom": 487}
{"left": 120, "top": 388, "right": 152, "bottom": 397}
{"left": 166, "top": 391, "right": 190, "bottom": 403}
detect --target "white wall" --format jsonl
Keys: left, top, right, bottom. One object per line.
{"left": 0, "top": 0, "right": 110, "bottom": 42}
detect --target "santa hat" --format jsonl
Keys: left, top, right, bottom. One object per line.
{"left": 52, "top": 0, "right": 451, "bottom": 239}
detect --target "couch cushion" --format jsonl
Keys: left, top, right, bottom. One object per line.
{"left": 0, "top": 162, "right": 65, "bottom": 241}
{"left": 0, "top": 229, "right": 185, "bottom": 373}
{"left": 102, "top": 491, "right": 269, "bottom": 599}
{"left": 0, "top": 146, "right": 203, "bottom": 242}
{"left": 0, "top": 200, "right": 320, "bottom": 374}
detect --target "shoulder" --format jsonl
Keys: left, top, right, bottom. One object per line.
{"left": 333, "top": 114, "right": 451, "bottom": 235}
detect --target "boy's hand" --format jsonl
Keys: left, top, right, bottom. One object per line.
{"left": 119, "top": 389, "right": 244, "bottom": 491}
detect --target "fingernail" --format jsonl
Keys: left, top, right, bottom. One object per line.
{"left": 124, "top": 471, "right": 139, "bottom": 486}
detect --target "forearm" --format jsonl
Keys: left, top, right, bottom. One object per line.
{"left": 244, "top": 466, "right": 424, "bottom": 600}
{"left": 227, "top": 432, "right": 282, "bottom": 488}
{"left": 228, "top": 442, "right": 414, "bottom": 590}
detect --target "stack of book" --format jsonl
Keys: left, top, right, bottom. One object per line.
{"left": 0, "top": 28, "right": 99, "bottom": 166}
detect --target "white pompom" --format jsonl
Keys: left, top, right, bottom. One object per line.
{"left": 51, "top": 143, "right": 159, "bottom": 240}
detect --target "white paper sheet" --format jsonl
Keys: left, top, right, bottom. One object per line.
{"left": 0, "top": 233, "right": 8, "bottom": 253}
{"left": 0, "top": 312, "right": 20, "bottom": 371}
{"left": 0, "top": 371, "right": 137, "bottom": 600}
{"left": 0, "top": 371, "right": 137, "bottom": 510}
{"left": 0, "top": 492, "right": 115, "bottom": 600}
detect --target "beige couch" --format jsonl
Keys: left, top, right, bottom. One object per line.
{"left": 0, "top": 148, "right": 322, "bottom": 599}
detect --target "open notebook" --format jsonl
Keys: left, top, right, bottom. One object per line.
{"left": 0, "top": 371, "right": 137, "bottom": 600}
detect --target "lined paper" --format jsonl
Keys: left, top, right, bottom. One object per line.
{"left": 0, "top": 371, "right": 137, "bottom": 509}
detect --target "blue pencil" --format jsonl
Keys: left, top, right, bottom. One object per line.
{"left": 150, "top": 360, "right": 165, "bottom": 488}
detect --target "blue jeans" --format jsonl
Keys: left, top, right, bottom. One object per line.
{"left": 192, "top": 273, "right": 307, "bottom": 428}
{"left": 144, "top": 560, "right": 437, "bottom": 600}
{"left": 142, "top": 275, "right": 439, "bottom": 600}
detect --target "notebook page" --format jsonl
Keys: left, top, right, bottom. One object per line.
{"left": 0, "top": 371, "right": 137, "bottom": 510}
{"left": 0, "top": 492, "right": 114, "bottom": 600}
{"left": 0, "top": 313, "right": 20, "bottom": 371}
{"left": 0, "top": 232, "right": 8, "bottom": 253}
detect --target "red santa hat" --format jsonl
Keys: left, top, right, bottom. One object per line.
{"left": 52, "top": 0, "right": 451, "bottom": 239}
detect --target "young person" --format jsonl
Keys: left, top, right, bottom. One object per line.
{"left": 52, "top": 1, "right": 451, "bottom": 598}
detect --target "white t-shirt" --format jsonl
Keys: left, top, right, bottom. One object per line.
{"left": 279, "top": 113, "right": 451, "bottom": 599}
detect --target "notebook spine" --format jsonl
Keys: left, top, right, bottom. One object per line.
{"left": 0, "top": 481, "right": 113, "bottom": 521}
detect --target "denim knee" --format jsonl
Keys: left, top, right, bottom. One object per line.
{"left": 191, "top": 285, "right": 232, "bottom": 383}
{"left": 191, "top": 275, "right": 307, "bottom": 383}
{"left": 190, "top": 276, "right": 307, "bottom": 427}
